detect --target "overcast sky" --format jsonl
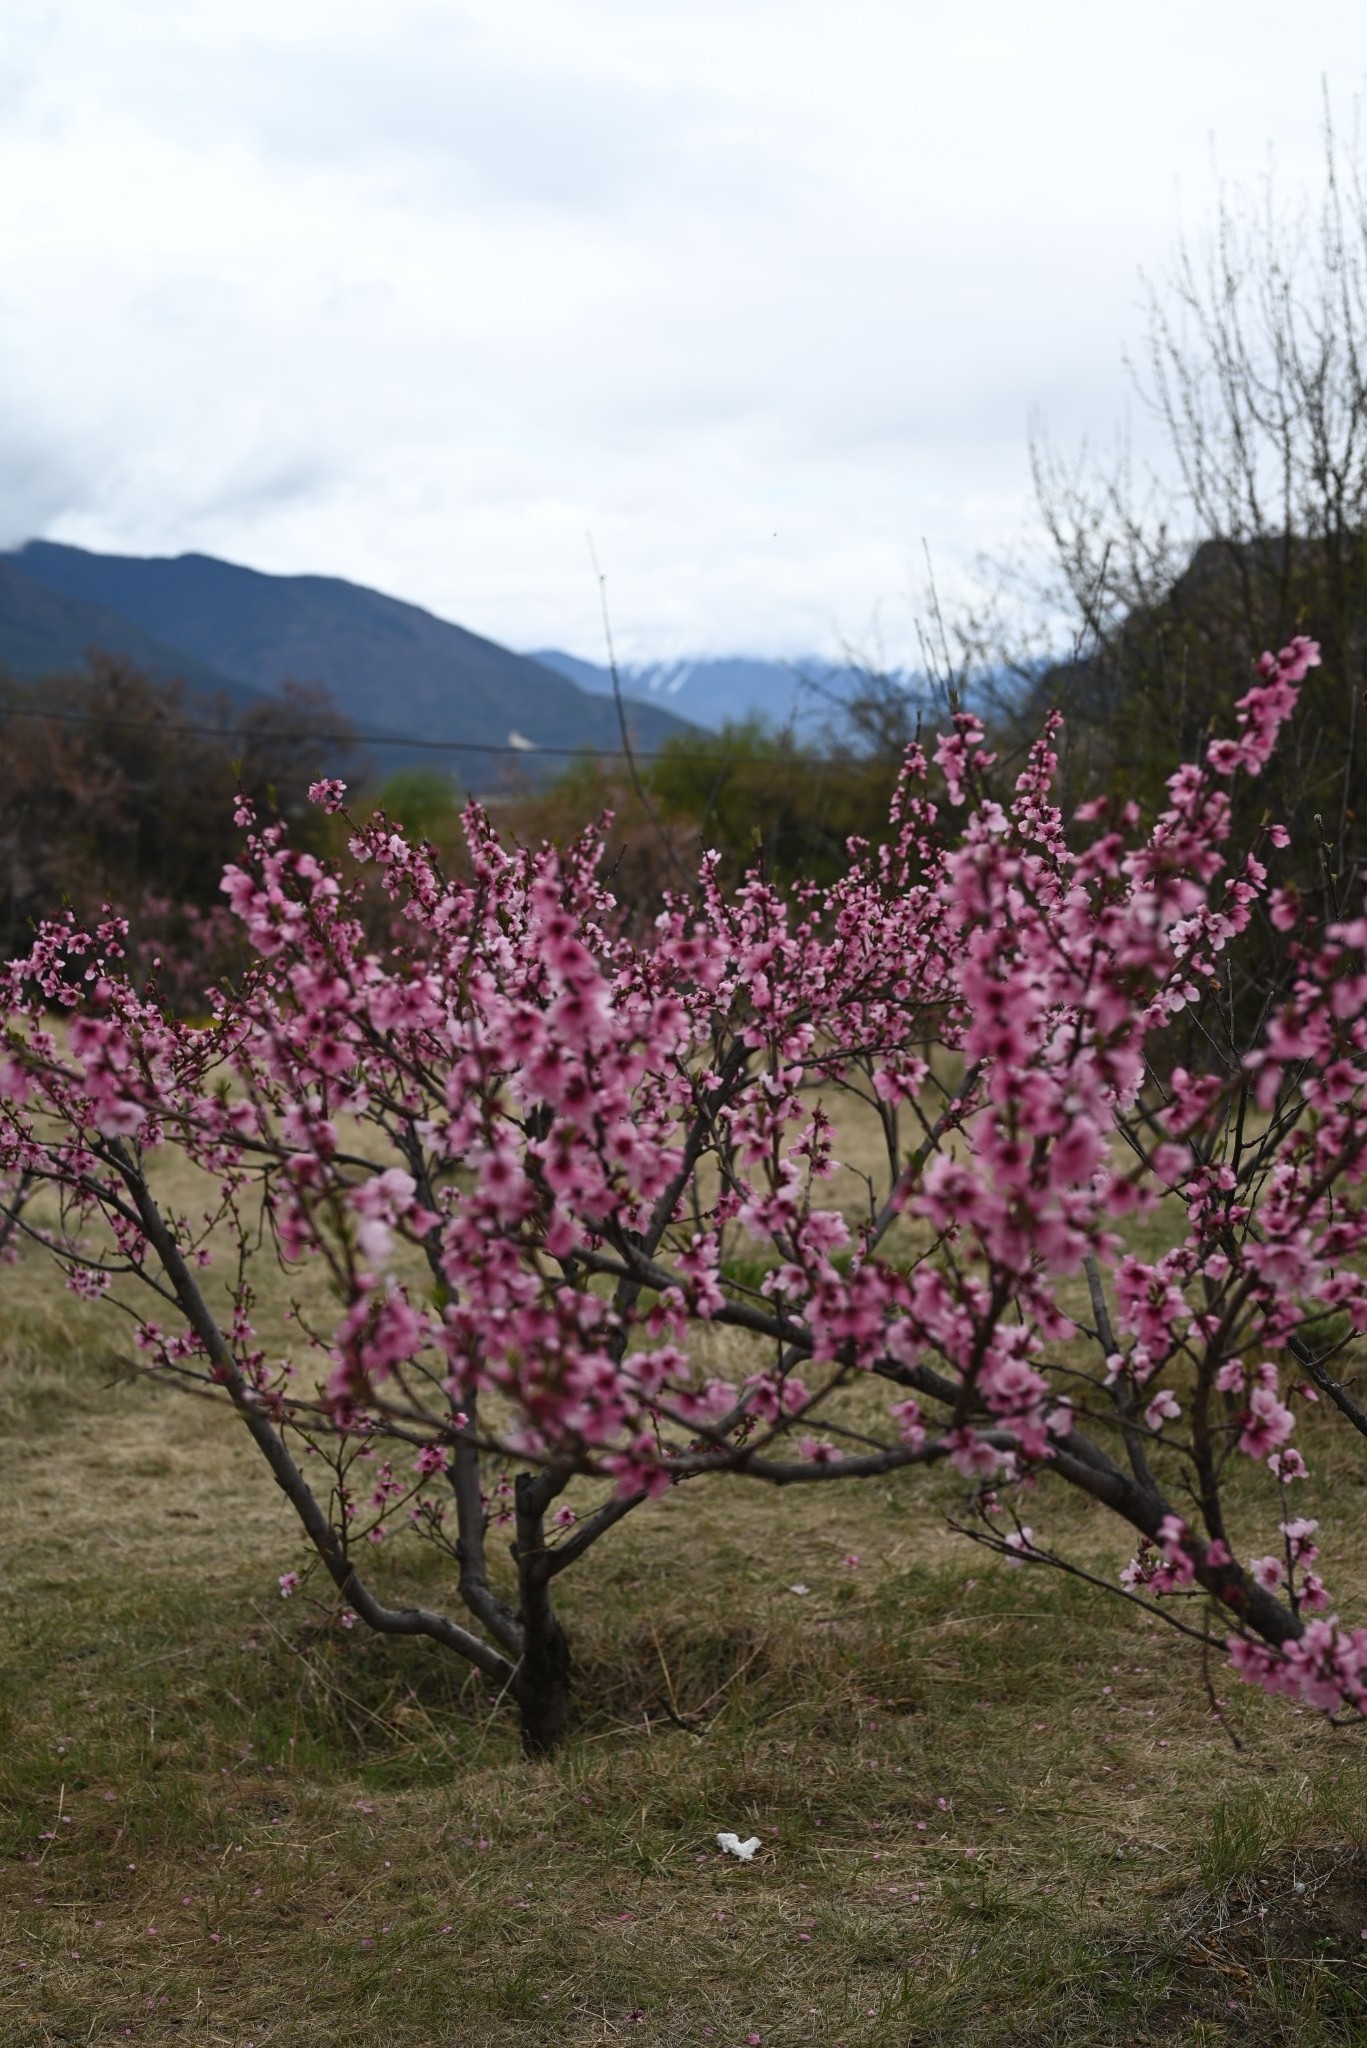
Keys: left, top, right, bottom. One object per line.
{"left": 2, "top": 1, "right": 1365, "bottom": 661}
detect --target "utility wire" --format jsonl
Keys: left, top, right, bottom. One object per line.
{"left": 0, "top": 700, "right": 907, "bottom": 775}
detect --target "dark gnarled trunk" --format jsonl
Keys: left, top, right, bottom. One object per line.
{"left": 512, "top": 1471, "right": 572, "bottom": 1756}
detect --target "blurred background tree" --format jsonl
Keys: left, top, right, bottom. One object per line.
{"left": 980, "top": 112, "right": 1367, "bottom": 920}
{"left": 0, "top": 655, "right": 359, "bottom": 977}
{"left": 498, "top": 707, "right": 917, "bottom": 928}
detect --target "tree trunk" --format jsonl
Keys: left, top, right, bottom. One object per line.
{"left": 513, "top": 1603, "right": 572, "bottom": 1757}
{"left": 512, "top": 1471, "right": 572, "bottom": 1756}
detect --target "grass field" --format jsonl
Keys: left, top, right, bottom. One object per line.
{"left": 4, "top": 1139, "right": 1367, "bottom": 2044}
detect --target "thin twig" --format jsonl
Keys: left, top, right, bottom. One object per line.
{"left": 587, "top": 532, "right": 699, "bottom": 899}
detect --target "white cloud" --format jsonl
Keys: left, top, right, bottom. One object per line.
{"left": 0, "top": 0, "right": 1364, "bottom": 657}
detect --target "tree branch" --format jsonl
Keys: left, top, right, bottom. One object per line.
{"left": 106, "top": 1141, "right": 514, "bottom": 1687}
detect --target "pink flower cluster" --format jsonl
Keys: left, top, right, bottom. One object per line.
{"left": 3, "top": 633, "right": 1366, "bottom": 1719}
{"left": 1206, "top": 636, "right": 1321, "bottom": 776}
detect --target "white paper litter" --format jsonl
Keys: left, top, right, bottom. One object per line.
{"left": 716, "top": 1831, "right": 761, "bottom": 1861}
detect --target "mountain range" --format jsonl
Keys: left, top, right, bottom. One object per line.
{"left": 0, "top": 539, "right": 939, "bottom": 778}
{"left": 530, "top": 648, "right": 919, "bottom": 735}
{"left": 0, "top": 556, "right": 261, "bottom": 712}
{"left": 0, "top": 542, "right": 699, "bottom": 787}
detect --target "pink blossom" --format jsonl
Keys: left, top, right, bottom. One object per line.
{"left": 946, "top": 1429, "right": 1012, "bottom": 1479}
{"left": 1239, "top": 1384, "right": 1295, "bottom": 1459}
{"left": 1281, "top": 1517, "right": 1319, "bottom": 1565}
{"left": 1144, "top": 1388, "right": 1181, "bottom": 1431}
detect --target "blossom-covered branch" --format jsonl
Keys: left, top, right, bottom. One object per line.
{"left": 6, "top": 634, "right": 1365, "bottom": 1746}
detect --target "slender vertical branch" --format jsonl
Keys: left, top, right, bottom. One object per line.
{"left": 587, "top": 531, "right": 699, "bottom": 900}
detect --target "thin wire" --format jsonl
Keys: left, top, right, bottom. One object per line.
{"left": 0, "top": 700, "right": 902, "bottom": 775}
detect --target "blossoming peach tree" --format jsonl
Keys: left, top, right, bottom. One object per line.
{"left": 2, "top": 635, "right": 1364, "bottom": 1754}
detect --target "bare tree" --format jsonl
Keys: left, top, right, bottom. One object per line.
{"left": 983, "top": 105, "right": 1367, "bottom": 900}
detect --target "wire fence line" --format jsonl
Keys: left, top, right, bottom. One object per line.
{"left": 0, "top": 701, "right": 912, "bottom": 776}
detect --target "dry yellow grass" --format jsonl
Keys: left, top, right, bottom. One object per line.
{"left": 4, "top": 1096, "right": 1367, "bottom": 2043}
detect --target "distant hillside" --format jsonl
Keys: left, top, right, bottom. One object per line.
{"left": 9, "top": 543, "right": 697, "bottom": 785}
{"left": 0, "top": 557, "right": 260, "bottom": 711}
{"left": 531, "top": 649, "right": 921, "bottom": 737}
